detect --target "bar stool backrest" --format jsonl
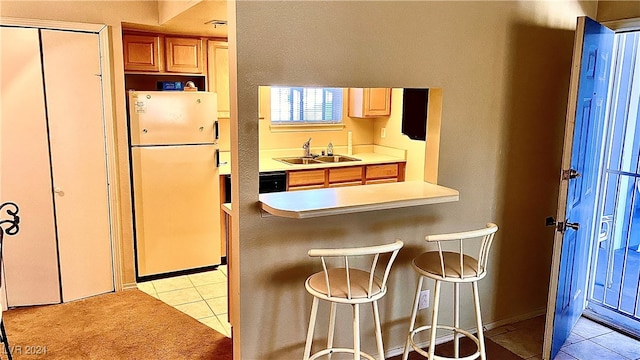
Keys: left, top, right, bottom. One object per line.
{"left": 425, "top": 223, "right": 498, "bottom": 280}
{"left": 308, "top": 240, "right": 404, "bottom": 300}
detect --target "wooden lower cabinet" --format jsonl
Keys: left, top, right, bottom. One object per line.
{"left": 365, "top": 178, "right": 398, "bottom": 185}
{"left": 286, "top": 162, "right": 405, "bottom": 191}
{"left": 287, "top": 169, "right": 325, "bottom": 189}
{"left": 328, "top": 166, "right": 364, "bottom": 184}
{"left": 366, "top": 164, "right": 398, "bottom": 179}
{"left": 329, "top": 181, "right": 363, "bottom": 188}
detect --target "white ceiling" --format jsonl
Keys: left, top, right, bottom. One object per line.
{"left": 123, "top": 0, "right": 228, "bottom": 38}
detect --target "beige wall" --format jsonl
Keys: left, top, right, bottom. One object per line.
{"left": 0, "top": 1, "right": 166, "bottom": 287}
{"left": 597, "top": 0, "right": 640, "bottom": 22}
{"left": 373, "top": 88, "right": 429, "bottom": 182}
{"left": 258, "top": 86, "right": 375, "bottom": 153}
{"left": 233, "top": 1, "right": 598, "bottom": 358}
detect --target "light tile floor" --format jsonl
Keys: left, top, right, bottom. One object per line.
{"left": 485, "top": 315, "right": 640, "bottom": 360}
{"left": 136, "top": 265, "right": 231, "bottom": 338}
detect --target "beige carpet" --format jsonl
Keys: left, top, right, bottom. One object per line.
{"left": 3, "top": 289, "right": 232, "bottom": 359}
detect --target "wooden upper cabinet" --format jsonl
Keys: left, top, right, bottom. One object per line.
{"left": 207, "top": 41, "right": 230, "bottom": 118}
{"left": 123, "top": 34, "right": 161, "bottom": 72}
{"left": 165, "top": 37, "right": 203, "bottom": 74}
{"left": 348, "top": 88, "right": 392, "bottom": 118}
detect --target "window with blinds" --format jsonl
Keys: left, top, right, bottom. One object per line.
{"left": 270, "top": 87, "right": 343, "bottom": 124}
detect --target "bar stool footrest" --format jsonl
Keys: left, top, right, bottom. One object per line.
{"left": 407, "top": 324, "right": 481, "bottom": 360}
{"left": 308, "top": 347, "right": 377, "bottom": 360}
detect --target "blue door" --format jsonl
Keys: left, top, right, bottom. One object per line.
{"left": 543, "top": 17, "right": 614, "bottom": 359}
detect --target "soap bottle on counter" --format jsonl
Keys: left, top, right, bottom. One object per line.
{"left": 327, "top": 142, "right": 334, "bottom": 156}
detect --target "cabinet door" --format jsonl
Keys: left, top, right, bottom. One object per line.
{"left": 41, "top": 30, "right": 114, "bottom": 302}
{"left": 288, "top": 169, "right": 326, "bottom": 189}
{"left": 366, "top": 163, "right": 399, "bottom": 180}
{"left": 0, "top": 26, "right": 62, "bottom": 307}
{"left": 348, "top": 88, "right": 391, "bottom": 117}
{"left": 165, "top": 37, "right": 203, "bottom": 73}
{"left": 207, "top": 41, "right": 230, "bottom": 118}
{"left": 365, "top": 88, "right": 392, "bottom": 116}
{"left": 328, "top": 166, "right": 363, "bottom": 184}
{"left": 123, "top": 34, "right": 161, "bottom": 72}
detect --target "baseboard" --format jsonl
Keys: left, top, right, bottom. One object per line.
{"left": 483, "top": 307, "right": 546, "bottom": 331}
{"left": 384, "top": 307, "right": 547, "bottom": 358}
{"left": 122, "top": 282, "right": 139, "bottom": 291}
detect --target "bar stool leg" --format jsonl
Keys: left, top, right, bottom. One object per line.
{"left": 303, "top": 297, "right": 319, "bottom": 360}
{"left": 327, "top": 302, "right": 337, "bottom": 360}
{"left": 454, "top": 282, "right": 460, "bottom": 359}
{"left": 472, "top": 282, "right": 486, "bottom": 360}
{"left": 372, "top": 300, "right": 384, "bottom": 360}
{"left": 403, "top": 276, "right": 424, "bottom": 360}
{"left": 353, "top": 303, "right": 361, "bottom": 360}
{"left": 428, "top": 280, "right": 441, "bottom": 359}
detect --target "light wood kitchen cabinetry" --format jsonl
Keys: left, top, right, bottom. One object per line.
{"left": 165, "top": 37, "right": 203, "bottom": 73}
{"left": 288, "top": 169, "right": 326, "bottom": 190}
{"left": 123, "top": 31, "right": 205, "bottom": 74}
{"left": 328, "top": 167, "right": 364, "bottom": 184}
{"left": 286, "top": 162, "right": 405, "bottom": 190}
{"left": 365, "top": 163, "right": 405, "bottom": 184}
{"left": 348, "top": 88, "right": 392, "bottom": 117}
{"left": 207, "top": 40, "right": 230, "bottom": 118}
{"left": 123, "top": 33, "right": 162, "bottom": 72}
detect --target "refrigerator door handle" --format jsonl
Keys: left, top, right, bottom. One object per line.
{"left": 216, "top": 148, "right": 228, "bottom": 168}
{"left": 214, "top": 120, "right": 219, "bottom": 142}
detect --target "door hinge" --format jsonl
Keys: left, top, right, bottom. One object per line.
{"left": 546, "top": 217, "right": 580, "bottom": 233}
{"left": 562, "top": 168, "right": 581, "bottom": 180}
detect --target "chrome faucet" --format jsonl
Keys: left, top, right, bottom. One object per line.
{"left": 302, "top": 138, "right": 312, "bottom": 157}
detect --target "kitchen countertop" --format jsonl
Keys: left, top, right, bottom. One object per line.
{"left": 259, "top": 152, "right": 405, "bottom": 172}
{"left": 259, "top": 181, "right": 459, "bottom": 219}
{"left": 218, "top": 145, "right": 406, "bottom": 176}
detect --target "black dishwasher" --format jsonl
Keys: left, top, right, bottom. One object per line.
{"left": 259, "top": 171, "right": 287, "bottom": 193}
{"left": 223, "top": 171, "right": 286, "bottom": 201}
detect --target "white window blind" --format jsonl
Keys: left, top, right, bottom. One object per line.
{"left": 271, "top": 87, "right": 343, "bottom": 123}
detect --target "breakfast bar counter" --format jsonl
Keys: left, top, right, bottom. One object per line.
{"left": 259, "top": 181, "right": 459, "bottom": 219}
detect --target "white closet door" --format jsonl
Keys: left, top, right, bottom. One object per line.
{"left": 41, "top": 30, "right": 113, "bottom": 302}
{"left": 0, "top": 27, "right": 62, "bottom": 306}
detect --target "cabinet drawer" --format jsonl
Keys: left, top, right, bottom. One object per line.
{"left": 329, "top": 181, "right": 363, "bottom": 188}
{"left": 289, "top": 184, "right": 326, "bottom": 191}
{"left": 288, "top": 169, "right": 325, "bottom": 187}
{"left": 328, "top": 166, "right": 363, "bottom": 184}
{"left": 366, "top": 164, "right": 398, "bottom": 180}
{"left": 365, "top": 178, "right": 398, "bottom": 185}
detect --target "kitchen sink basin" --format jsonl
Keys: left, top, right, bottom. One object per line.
{"left": 314, "top": 155, "right": 361, "bottom": 163}
{"left": 274, "top": 154, "right": 360, "bottom": 165}
{"left": 275, "top": 157, "right": 322, "bottom": 165}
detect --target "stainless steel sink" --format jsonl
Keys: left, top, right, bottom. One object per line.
{"left": 315, "top": 155, "right": 361, "bottom": 163}
{"left": 274, "top": 157, "right": 322, "bottom": 165}
{"left": 274, "top": 154, "right": 360, "bottom": 165}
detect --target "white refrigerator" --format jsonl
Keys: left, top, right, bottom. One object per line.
{"left": 129, "top": 91, "right": 221, "bottom": 277}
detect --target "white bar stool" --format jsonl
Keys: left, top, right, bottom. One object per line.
{"left": 303, "top": 240, "right": 404, "bottom": 360}
{"left": 402, "top": 223, "right": 498, "bottom": 360}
